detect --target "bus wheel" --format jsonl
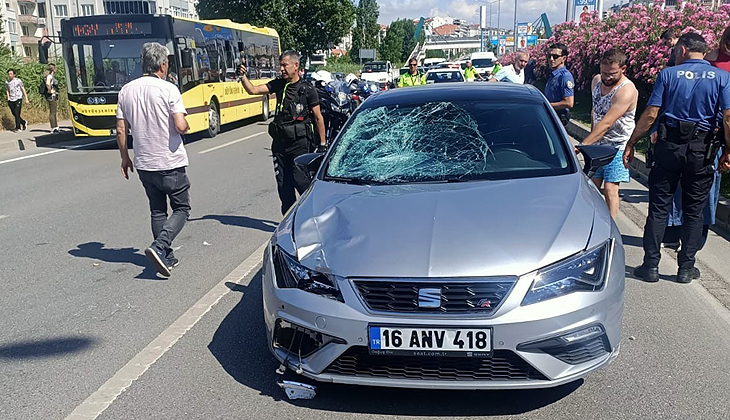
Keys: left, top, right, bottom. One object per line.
{"left": 261, "top": 96, "right": 270, "bottom": 122}
{"left": 207, "top": 101, "right": 220, "bottom": 138}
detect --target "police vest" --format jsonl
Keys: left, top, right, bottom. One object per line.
{"left": 271, "top": 82, "right": 313, "bottom": 142}
{"left": 399, "top": 72, "right": 426, "bottom": 87}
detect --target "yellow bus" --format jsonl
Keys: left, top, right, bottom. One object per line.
{"left": 60, "top": 14, "right": 280, "bottom": 138}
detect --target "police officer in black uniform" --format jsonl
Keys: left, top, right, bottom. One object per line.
{"left": 623, "top": 33, "right": 730, "bottom": 283}
{"left": 239, "top": 50, "right": 327, "bottom": 215}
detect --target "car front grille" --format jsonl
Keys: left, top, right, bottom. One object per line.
{"left": 545, "top": 336, "right": 611, "bottom": 365}
{"left": 324, "top": 347, "right": 547, "bottom": 381}
{"left": 353, "top": 280, "right": 515, "bottom": 314}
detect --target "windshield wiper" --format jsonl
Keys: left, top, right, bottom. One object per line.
{"left": 322, "top": 176, "right": 387, "bottom": 185}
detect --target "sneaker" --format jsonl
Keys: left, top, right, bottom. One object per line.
{"left": 676, "top": 267, "right": 700, "bottom": 284}
{"left": 145, "top": 245, "right": 172, "bottom": 277}
{"left": 21, "top": 122, "right": 27, "bottom": 131}
{"left": 167, "top": 256, "right": 180, "bottom": 270}
{"left": 52, "top": 127, "right": 60, "bottom": 134}
{"left": 634, "top": 264, "right": 659, "bottom": 282}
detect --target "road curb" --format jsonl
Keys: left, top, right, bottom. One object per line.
{"left": 568, "top": 119, "right": 730, "bottom": 233}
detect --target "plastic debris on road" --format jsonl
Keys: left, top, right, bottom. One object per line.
{"left": 203, "top": 241, "right": 212, "bottom": 246}
{"left": 278, "top": 380, "right": 317, "bottom": 400}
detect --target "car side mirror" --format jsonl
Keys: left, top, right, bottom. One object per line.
{"left": 575, "top": 145, "right": 617, "bottom": 178}
{"left": 294, "top": 153, "right": 325, "bottom": 180}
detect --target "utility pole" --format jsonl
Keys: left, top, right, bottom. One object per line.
{"left": 513, "top": 0, "right": 517, "bottom": 52}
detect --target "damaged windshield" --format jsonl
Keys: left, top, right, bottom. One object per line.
{"left": 324, "top": 101, "right": 572, "bottom": 184}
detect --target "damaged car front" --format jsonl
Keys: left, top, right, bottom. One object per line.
{"left": 262, "top": 84, "right": 625, "bottom": 390}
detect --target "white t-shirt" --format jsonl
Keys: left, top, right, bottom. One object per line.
{"left": 494, "top": 64, "right": 525, "bottom": 84}
{"left": 116, "top": 76, "right": 188, "bottom": 171}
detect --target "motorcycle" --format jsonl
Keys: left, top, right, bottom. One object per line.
{"left": 350, "top": 80, "right": 379, "bottom": 107}
{"left": 314, "top": 79, "right": 356, "bottom": 143}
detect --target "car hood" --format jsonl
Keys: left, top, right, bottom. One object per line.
{"left": 284, "top": 173, "right": 600, "bottom": 278}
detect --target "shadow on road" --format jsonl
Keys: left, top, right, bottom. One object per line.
{"left": 189, "top": 214, "right": 277, "bottom": 232}
{"left": 0, "top": 336, "right": 95, "bottom": 359}
{"left": 619, "top": 189, "right": 649, "bottom": 204}
{"left": 621, "top": 234, "right": 643, "bottom": 248}
{"left": 68, "top": 241, "right": 163, "bottom": 280}
{"left": 209, "top": 270, "right": 582, "bottom": 416}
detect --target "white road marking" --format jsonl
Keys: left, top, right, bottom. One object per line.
{"left": 64, "top": 240, "right": 268, "bottom": 420}
{"left": 0, "top": 138, "right": 115, "bottom": 166}
{"left": 197, "top": 131, "right": 266, "bottom": 154}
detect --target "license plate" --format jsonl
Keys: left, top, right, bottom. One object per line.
{"left": 368, "top": 326, "right": 492, "bottom": 357}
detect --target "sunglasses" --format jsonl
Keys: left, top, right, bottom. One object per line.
{"left": 548, "top": 53, "right": 564, "bottom": 59}
{"left": 409, "top": 64, "right": 418, "bottom": 67}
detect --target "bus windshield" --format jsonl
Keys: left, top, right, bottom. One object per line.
{"left": 65, "top": 37, "right": 172, "bottom": 93}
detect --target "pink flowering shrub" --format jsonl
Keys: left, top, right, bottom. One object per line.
{"left": 503, "top": 2, "right": 730, "bottom": 93}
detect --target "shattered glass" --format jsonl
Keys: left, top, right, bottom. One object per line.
{"left": 325, "top": 101, "right": 571, "bottom": 184}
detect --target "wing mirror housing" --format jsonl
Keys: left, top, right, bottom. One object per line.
{"left": 575, "top": 145, "right": 618, "bottom": 178}
{"left": 294, "top": 153, "right": 325, "bottom": 180}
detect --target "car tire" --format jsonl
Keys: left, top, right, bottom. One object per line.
{"left": 207, "top": 100, "right": 220, "bottom": 138}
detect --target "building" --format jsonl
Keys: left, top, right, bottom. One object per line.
{"left": 1, "top": 0, "right": 198, "bottom": 60}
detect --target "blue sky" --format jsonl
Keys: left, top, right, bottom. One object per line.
{"left": 377, "top": 0, "right": 572, "bottom": 29}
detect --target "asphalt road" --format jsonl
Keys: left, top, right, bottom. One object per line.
{"left": 2, "top": 123, "right": 730, "bottom": 420}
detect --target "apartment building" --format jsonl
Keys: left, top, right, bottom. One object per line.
{"left": 1, "top": 0, "right": 198, "bottom": 60}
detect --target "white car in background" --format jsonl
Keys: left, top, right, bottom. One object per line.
{"left": 425, "top": 68, "right": 465, "bottom": 84}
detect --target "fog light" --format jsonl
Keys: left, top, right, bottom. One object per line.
{"left": 517, "top": 324, "right": 611, "bottom": 365}
{"left": 273, "top": 319, "right": 345, "bottom": 358}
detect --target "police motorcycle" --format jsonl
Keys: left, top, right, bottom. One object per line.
{"left": 311, "top": 71, "right": 356, "bottom": 143}
{"left": 350, "top": 79, "right": 379, "bottom": 107}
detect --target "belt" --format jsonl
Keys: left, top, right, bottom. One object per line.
{"left": 663, "top": 128, "right": 711, "bottom": 144}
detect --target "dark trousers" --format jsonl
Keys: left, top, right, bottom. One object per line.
{"left": 9, "top": 99, "right": 25, "bottom": 130}
{"left": 272, "top": 137, "right": 311, "bottom": 215}
{"left": 138, "top": 167, "right": 191, "bottom": 257}
{"left": 643, "top": 140, "right": 714, "bottom": 269}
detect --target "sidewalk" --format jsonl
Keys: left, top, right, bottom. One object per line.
{"left": 567, "top": 119, "right": 730, "bottom": 233}
{"left": 0, "top": 120, "right": 75, "bottom": 154}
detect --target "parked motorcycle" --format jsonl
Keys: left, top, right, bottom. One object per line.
{"left": 314, "top": 79, "right": 355, "bottom": 143}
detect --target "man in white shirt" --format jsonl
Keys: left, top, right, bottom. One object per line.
{"left": 116, "top": 42, "right": 191, "bottom": 277}
{"left": 490, "top": 51, "right": 530, "bottom": 84}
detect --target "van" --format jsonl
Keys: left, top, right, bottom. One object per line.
{"left": 469, "top": 52, "right": 496, "bottom": 76}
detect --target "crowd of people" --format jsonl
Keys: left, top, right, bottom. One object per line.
{"left": 111, "top": 30, "right": 730, "bottom": 283}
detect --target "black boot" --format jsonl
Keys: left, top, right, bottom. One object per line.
{"left": 676, "top": 267, "right": 700, "bottom": 284}
{"left": 634, "top": 265, "right": 659, "bottom": 283}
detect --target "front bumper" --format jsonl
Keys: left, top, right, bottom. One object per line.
{"left": 262, "top": 242, "right": 624, "bottom": 389}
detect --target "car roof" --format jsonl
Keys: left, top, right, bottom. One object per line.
{"left": 365, "top": 83, "right": 545, "bottom": 108}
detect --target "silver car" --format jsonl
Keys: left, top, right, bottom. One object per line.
{"left": 262, "top": 83, "right": 625, "bottom": 390}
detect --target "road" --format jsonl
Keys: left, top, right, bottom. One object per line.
{"left": 1, "top": 121, "right": 730, "bottom": 419}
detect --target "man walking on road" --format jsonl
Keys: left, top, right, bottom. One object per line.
{"left": 238, "top": 50, "right": 326, "bottom": 215}
{"left": 116, "top": 42, "right": 191, "bottom": 277}
{"left": 6, "top": 69, "right": 29, "bottom": 132}
{"left": 580, "top": 48, "right": 638, "bottom": 219}
{"left": 490, "top": 51, "right": 530, "bottom": 84}
{"left": 623, "top": 33, "right": 730, "bottom": 284}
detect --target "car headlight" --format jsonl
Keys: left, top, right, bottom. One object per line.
{"left": 521, "top": 239, "right": 612, "bottom": 306}
{"left": 273, "top": 246, "right": 343, "bottom": 301}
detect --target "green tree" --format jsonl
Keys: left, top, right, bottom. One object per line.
{"left": 197, "top": 0, "right": 354, "bottom": 61}
{"left": 426, "top": 49, "right": 446, "bottom": 59}
{"left": 379, "top": 20, "right": 404, "bottom": 63}
{"left": 400, "top": 19, "right": 420, "bottom": 62}
{"left": 350, "top": 0, "right": 380, "bottom": 62}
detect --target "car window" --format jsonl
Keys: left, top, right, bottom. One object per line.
{"left": 426, "top": 71, "right": 464, "bottom": 83}
{"left": 363, "top": 63, "right": 387, "bottom": 72}
{"left": 324, "top": 101, "right": 573, "bottom": 184}
{"left": 471, "top": 58, "right": 493, "bottom": 68}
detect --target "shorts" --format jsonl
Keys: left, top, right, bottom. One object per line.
{"left": 592, "top": 149, "right": 630, "bottom": 183}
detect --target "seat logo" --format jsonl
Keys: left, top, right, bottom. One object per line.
{"left": 418, "top": 287, "right": 441, "bottom": 308}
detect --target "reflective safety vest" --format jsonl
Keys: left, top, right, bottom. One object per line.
{"left": 398, "top": 72, "right": 427, "bottom": 87}
{"left": 464, "top": 67, "right": 479, "bottom": 81}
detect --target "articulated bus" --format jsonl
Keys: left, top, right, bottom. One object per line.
{"left": 60, "top": 14, "right": 280, "bottom": 138}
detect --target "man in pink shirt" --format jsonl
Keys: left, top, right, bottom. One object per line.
{"left": 116, "top": 42, "right": 191, "bottom": 277}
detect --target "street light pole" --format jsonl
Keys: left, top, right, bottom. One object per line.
{"left": 513, "top": 0, "right": 517, "bottom": 52}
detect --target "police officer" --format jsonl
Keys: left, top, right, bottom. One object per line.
{"left": 464, "top": 60, "right": 484, "bottom": 81}
{"left": 544, "top": 43, "right": 575, "bottom": 126}
{"left": 623, "top": 33, "right": 730, "bottom": 284}
{"left": 398, "top": 58, "right": 426, "bottom": 87}
{"left": 239, "top": 50, "right": 327, "bottom": 215}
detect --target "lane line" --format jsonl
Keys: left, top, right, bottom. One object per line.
{"left": 197, "top": 131, "right": 266, "bottom": 155}
{"left": 0, "top": 138, "right": 115, "bottom": 166}
{"left": 64, "top": 240, "right": 268, "bottom": 420}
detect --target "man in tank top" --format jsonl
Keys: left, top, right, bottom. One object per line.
{"left": 580, "top": 48, "right": 638, "bottom": 219}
